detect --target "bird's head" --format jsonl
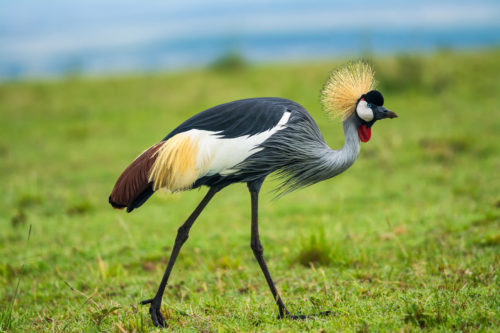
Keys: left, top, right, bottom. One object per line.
{"left": 321, "top": 61, "right": 397, "bottom": 143}
{"left": 355, "top": 90, "right": 397, "bottom": 142}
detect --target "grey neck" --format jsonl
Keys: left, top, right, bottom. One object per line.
{"left": 254, "top": 112, "right": 363, "bottom": 195}
{"left": 321, "top": 115, "right": 361, "bottom": 179}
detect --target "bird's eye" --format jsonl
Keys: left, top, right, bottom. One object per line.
{"left": 367, "top": 103, "right": 373, "bottom": 108}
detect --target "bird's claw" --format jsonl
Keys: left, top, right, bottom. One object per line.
{"left": 141, "top": 298, "right": 167, "bottom": 328}
{"left": 278, "top": 310, "right": 332, "bottom": 320}
{"left": 150, "top": 305, "right": 166, "bottom": 328}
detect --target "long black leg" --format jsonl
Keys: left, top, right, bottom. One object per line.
{"left": 248, "top": 181, "right": 331, "bottom": 320}
{"left": 248, "top": 184, "right": 291, "bottom": 318}
{"left": 141, "top": 187, "right": 219, "bottom": 327}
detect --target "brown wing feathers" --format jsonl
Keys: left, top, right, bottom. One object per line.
{"left": 109, "top": 142, "right": 164, "bottom": 209}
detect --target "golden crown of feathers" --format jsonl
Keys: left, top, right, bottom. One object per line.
{"left": 321, "top": 61, "right": 375, "bottom": 120}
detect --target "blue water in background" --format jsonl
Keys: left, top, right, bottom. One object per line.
{"left": 1, "top": 0, "right": 499, "bottom": 79}
{"left": 137, "top": 28, "right": 499, "bottom": 68}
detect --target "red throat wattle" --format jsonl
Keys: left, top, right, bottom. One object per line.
{"left": 358, "top": 124, "right": 371, "bottom": 142}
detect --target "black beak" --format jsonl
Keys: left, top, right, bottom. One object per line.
{"left": 377, "top": 106, "right": 398, "bottom": 119}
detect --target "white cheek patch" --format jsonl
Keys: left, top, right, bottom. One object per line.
{"left": 356, "top": 100, "right": 374, "bottom": 122}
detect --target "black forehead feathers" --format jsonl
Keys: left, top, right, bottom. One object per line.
{"left": 362, "top": 90, "right": 384, "bottom": 106}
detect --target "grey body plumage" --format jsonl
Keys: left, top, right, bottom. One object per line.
{"left": 236, "top": 102, "right": 361, "bottom": 195}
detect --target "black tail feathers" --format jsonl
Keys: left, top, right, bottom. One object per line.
{"left": 126, "top": 186, "right": 155, "bottom": 213}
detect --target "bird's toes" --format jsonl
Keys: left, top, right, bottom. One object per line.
{"left": 157, "top": 309, "right": 166, "bottom": 328}
{"left": 289, "top": 314, "right": 307, "bottom": 320}
{"left": 150, "top": 307, "right": 167, "bottom": 328}
{"left": 143, "top": 300, "right": 167, "bottom": 328}
{"left": 318, "top": 310, "right": 332, "bottom": 317}
{"left": 282, "top": 310, "right": 332, "bottom": 320}
{"left": 157, "top": 314, "right": 166, "bottom": 327}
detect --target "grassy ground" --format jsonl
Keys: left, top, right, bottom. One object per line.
{"left": 0, "top": 50, "right": 499, "bottom": 332}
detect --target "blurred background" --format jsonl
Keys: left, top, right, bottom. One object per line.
{"left": 1, "top": 0, "right": 499, "bottom": 79}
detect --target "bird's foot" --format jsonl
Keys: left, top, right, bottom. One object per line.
{"left": 278, "top": 310, "right": 332, "bottom": 320}
{"left": 141, "top": 298, "right": 167, "bottom": 328}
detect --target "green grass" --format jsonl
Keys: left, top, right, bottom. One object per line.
{"left": 1, "top": 50, "right": 499, "bottom": 332}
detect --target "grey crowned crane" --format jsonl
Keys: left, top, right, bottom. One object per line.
{"left": 109, "top": 62, "right": 397, "bottom": 327}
